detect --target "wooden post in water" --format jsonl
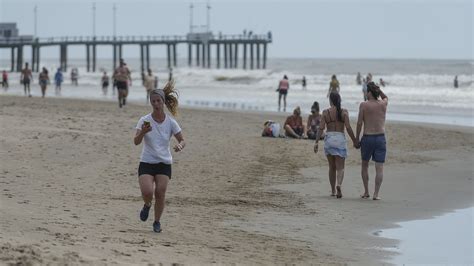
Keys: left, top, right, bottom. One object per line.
{"left": 224, "top": 43, "right": 228, "bottom": 68}
{"left": 167, "top": 44, "right": 171, "bottom": 69}
{"left": 263, "top": 43, "right": 267, "bottom": 69}
{"left": 92, "top": 44, "right": 97, "bottom": 72}
{"left": 201, "top": 43, "right": 205, "bottom": 68}
{"left": 256, "top": 43, "right": 260, "bottom": 69}
{"left": 216, "top": 44, "right": 220, "bottom": 69}
{"left": 196, "top": 43, "right": 200, "bottom": 67}
{"left": 64, "top": 45, "right": 68, "bottom": 71}
{"left": 173, "top": 44, "right": 177, "bottom": 67}
{"left": 243, "top": 43, "right": 247, "bottom": 69}
{"left": 250, "top": 43, "right": 254, "bottom": 70}
{"left": 31, "top": 46, "right": 36, "bottom": 72}
{"left": 35, "top": 47, "right": 40, "bottom": 72}
{"left": 16, "top": 46, "right": 23, "bottom": 72}
{"left": 188, "top": 43, "right": 192, "bottom": 67}
{"left": 140, "top": 44, "right": 144, "bottom": 72}
{"left": 234, "top": 43, "right": 238, "bottom": 68}
{"left": 229, "top": 43, "right": 233, "bottom": 69}
{"left": 146, "top": 44, "right": 151, "bottom": 70}
{"left": 113, "top": 45, "right": 117, "bottom": 70}
{"left": 11, "top": 47, "right": 15, "bottom": 72}
{"left": 86, "top": 45, "right": 90, "bottom": 72}
{"left": 207, "top": 43, "right": 211, "bottom": 68}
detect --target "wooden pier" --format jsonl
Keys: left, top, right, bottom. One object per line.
{"left": 0, "top": 33, "right": 272, "bottom": 72}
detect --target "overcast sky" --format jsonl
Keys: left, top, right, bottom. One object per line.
{"left": 0, "top": 0, "right": 472, "bottom": 59}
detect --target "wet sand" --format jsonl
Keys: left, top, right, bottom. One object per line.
{"left": 0, "top": 95, "right": 472, "bottom": 264}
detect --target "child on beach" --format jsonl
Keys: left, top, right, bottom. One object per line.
{"left": 101, "top": 72, "right": 109, "bottom": 95}
{"left": 133, "top": 83, "right": 185, "bottom": 233}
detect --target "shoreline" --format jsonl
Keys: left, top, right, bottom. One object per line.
{"left": 1, "top": 95, "right": 472, "bottom": 264}
{"left": 2, "top": 88, "right": 473, "bottom": 128}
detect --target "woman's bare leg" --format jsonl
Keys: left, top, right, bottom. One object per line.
{"left": 138, "top": 174, "right": 154, "bottom": 206}
{"left": 326, "top": 155, "right": 336, "bottom": 196}
{"left": 335, "top": 156, "right": 345, "bottom": 198}
{"left": 153, "top": 174, "right": 169, "bottom": 222}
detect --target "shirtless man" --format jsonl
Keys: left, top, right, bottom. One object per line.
{"left": 21, "top": 63, "right": 33, "bottom": 96}
{"left": 113, "top": 59, "right": 132, "bottom": 108}
{"left": 356, "top": 82, "right": 388, "bottom": 200}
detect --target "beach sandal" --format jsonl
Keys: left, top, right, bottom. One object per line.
{"left": 336, "top": 186, "right": 342, "bottom": 199}
{"left": 153, "top": 221, "right": 162, "bottom": 233}
{"left": 140, "top": 204, "right": 151, "bottom": 222}
{"left": 330, "top": 193, "right": 336, "bottom": 197}
{"left": 373, "top": 197, "right": 381, "bottom": 201}
{"left": 360, "top": 194, "right": 370, "bottom": 199}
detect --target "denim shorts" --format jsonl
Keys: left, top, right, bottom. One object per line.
{"left": 360, "top": 134, "right": 386, "bottom": 163}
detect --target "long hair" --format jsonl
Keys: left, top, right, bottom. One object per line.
{"left": 329, "top": 92, "right": 343, "bottom": 122}
{"left": 311, "top": 101, "right": 320, "bottom": 113}
{"left": 162, "top": 79, "right": 179, "bottom": 116}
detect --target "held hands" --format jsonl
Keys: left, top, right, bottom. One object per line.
{"left": 353, "top": 140, "right": 360, "bottom": 149}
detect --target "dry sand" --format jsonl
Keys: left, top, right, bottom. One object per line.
{"left": 0, "top": 95, "right": 473, "bottom": 265}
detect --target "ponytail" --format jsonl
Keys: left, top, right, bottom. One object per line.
{"left": 329, "top": 92, "right": 343, "bottom": 122}
{"left": 163, "top": 79, "right": 179, "bottom": 116}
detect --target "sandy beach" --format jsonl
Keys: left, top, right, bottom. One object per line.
{"left": 0, "top": 95, "right": 473, "bottom": 265}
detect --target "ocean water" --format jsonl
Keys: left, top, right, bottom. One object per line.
{"left": 378, "top": 207, "right": 474, "bottom": 265}
{"left": 1, "top": 58, "right": 472, "bottom": 126}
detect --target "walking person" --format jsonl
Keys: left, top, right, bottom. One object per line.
{"left": 39, "top": 67, "right": 50, "bottom": 98}
{"left": 302, "top": 76, "right": 307, "bottom": 90}
{"left": 356, "top": 82, "right": 388, "bottom": 200}
{"left": 277, "top": 75, "right": 289, "bottom": 112}
{"left": 2, "top": 70, "right": 8, "bottom": 90}
{"left": 454, "top": 75, "right": 459, "bottom": 88}
{"left": 356, "top": 72, "right": 362, "bottom": 85}
{"left": 101, "top": 71, "right": 110, "bottom": 96}
{"left": 133, "top": 83, "right": 185, "bottom": 233}
{"left": 143, "top": 68, "right": 155, "bottom": 103}
{"left": 21, "top": 63, "right": 33, "bottom": 96}
{"left": 54, "top": 68, "right": 63, "bottom": 96}
{"left": 314, "top": 92, "right": 358, "bottom": 198}
{"left": 113, "top": 59, "right": 132, "bottom": 108}
{"left": 327, "top": 74, "right": 340, "bottom": 97}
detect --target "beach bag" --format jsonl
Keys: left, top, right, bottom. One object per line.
{"left": 262, "top": 120, "right": 280, "bottom": 137}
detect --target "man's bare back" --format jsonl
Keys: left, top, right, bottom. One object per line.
{"left": 359, "top": 99, "right": 387, "bottom": 135}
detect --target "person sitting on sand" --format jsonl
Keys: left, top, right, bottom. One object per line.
{"left": 307, "top": 101, "right": 324, "bottom": 140}
{"left": 356, "top": 82, "right": 388, "bottom": 200}
{"left": 284, "top": 106, "right": 306, "bottom": 138}
{"left": 134, "top": 83, "right": 185, "bottom": 233}
{"left": 314, "top": 92, "right": 358, "bottom": 198}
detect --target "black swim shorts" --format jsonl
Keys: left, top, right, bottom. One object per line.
{"left": 138, "top": 162, "right": 172, "bottom": 179}
{"left": 116, "top": 81, "right": 128, "bottom": 90}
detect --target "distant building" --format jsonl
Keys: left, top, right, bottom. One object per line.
{"left": 0, "top": 23, "right": 33, "bottom": 42}
{"left": 0, "top": 23, "right": 19, "bottom": 38}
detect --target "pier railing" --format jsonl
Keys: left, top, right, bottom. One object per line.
{"left": 0, "top": 34, "right": 271, "bottom": 45}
